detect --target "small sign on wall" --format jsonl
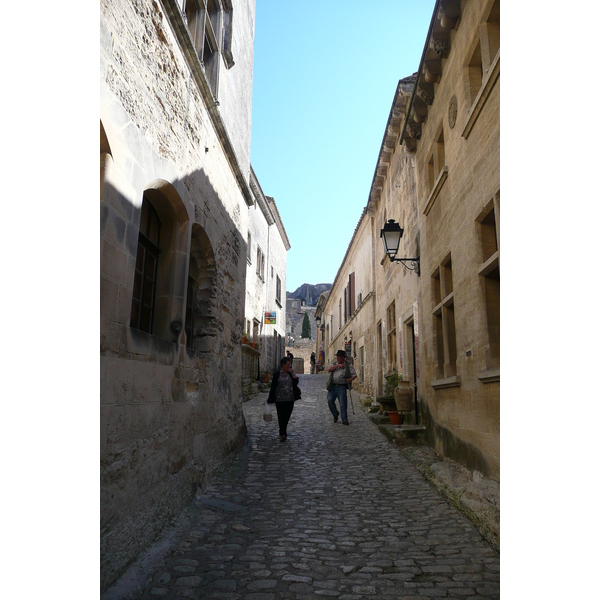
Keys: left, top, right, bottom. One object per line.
{"left": 264, "top": 311, "right": 276, "bottom": 324}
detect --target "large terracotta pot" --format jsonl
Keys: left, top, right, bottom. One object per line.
{"left": 394, "top": 381, "right": 413, "bottom": 412}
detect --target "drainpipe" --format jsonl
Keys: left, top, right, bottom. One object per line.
{"left": 371, "top": 215, "right": 378, "bottom": 406}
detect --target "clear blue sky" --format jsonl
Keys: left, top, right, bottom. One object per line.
{"left": 250, "top": 0, "right": 437, "bottom": 294}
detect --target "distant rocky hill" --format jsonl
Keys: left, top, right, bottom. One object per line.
{"left": 287, "top": 283, "right": 331, "bottom": 306}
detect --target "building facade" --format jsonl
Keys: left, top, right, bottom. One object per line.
{"left": 100, "top": 0, "right": 257, "bottom": 589}
{"left": 316, "top": 0, "right": 499, "bottom": 480}
{"left": 244, "top": 166, "right": 290, "bottom": 389}
{"left": 405, "top": 0, "right": 500, "bottom": 479}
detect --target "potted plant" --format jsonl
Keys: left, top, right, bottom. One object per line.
{"left": 378, "top": 372, "right": 399, "bottom": 414}
{"left": 261, "top": 369, "right": 270, "bottom": 383}
{"left": 241, "top": 330, "right": 248, "bottom": 345}
{"left": 394, "top": 373, "right": 413, "bottom": 413}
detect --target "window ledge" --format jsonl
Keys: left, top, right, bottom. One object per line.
{"left": 423, "top": 166, "right": 448, "bottom": 216}
{"left": 432, "top": 291, "right": 453, "bottom": 315}
{"left": 477, "top": 367, "right": 499, "bottom": 383}
{"left": 462, "top": 50, "right": 500, "bottom": 140}
{"left": 275, "top": 299, "right": 282, "bottom": 308}
{"left": 431, "top": 375, "right": 461, "bottom": 389}
{"left": 478, "top": 251, "right": 499, "bottom": 277}
{"left": 246, "top": 257, "right": 252, "bottom": 266}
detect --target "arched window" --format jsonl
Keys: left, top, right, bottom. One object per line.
{"left": 185, "top": 224, "right": 217, "bottom": 353}
{"left": 129, "top": 181, "right": 189, "bottom": 342}
{"left": 100, "top": 120, "right": 112, "bottom": 199}
{"left": 130, "top": 196, "right": 161, "bottom": 334}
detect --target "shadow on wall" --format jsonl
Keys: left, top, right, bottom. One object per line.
{"left": 420, "top": 401, "right": 490, "bottom": 477}
{"left": 100, "top": 148, "right": 250, "bottom": 590}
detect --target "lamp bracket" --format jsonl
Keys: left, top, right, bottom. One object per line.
{"left": 390, "top": 256, "right": 420, "bottom": 276}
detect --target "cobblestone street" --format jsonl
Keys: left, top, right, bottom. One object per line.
{"left": 106, "top": 374, "right": 499, "bottom": 600}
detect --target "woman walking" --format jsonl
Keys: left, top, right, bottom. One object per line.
{"left": 267, "top": 356, "right": 300, "bottom": 442}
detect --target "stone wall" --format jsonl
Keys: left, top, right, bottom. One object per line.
{"left": 413, "top": 0, "right": 500, "bottom": 479}
{"left": 100, "top": 0, "right": 256, "bottom": 590}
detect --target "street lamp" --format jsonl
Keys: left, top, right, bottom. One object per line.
{"left": 380, "top": 219, "right": 420, "bottom": 276}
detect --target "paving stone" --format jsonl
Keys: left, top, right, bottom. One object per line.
{"left": 174, "top": 575, "right": 203, "bottom": 586}
{"left": 105, "top": 375, "right": 500, "bottom": 600}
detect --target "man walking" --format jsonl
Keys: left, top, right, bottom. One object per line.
{"left": 327, "top": 349, "right": 357, "bottom": 426}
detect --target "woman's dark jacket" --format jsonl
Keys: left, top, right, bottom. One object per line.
{"left": 267, "top": 371, "right": 301, "bottom": 404}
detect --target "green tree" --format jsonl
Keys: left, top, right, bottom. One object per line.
{"left": 301, "top": 312, "right": 311, "bottom": 339}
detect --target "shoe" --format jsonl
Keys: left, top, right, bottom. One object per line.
{"left": 342, "top": 421, "right": 349, "bottom": 426}
{"left": 334, "top": 415, "right": 339, "bottom": 423}
{"left": 278, "top": 435, "right": 287, "bottom": 442}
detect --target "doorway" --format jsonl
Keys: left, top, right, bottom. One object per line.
{"left": 408, "top": 321, "right": 419, "bottom": 424}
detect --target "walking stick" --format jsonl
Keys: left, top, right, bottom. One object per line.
{"left": 349, "top": 388, "right": 355, "bottom": 415}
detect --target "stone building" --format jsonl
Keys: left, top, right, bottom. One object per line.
{"left": 243, "top": 166, "right": 290, "bottom": 394}
{"left": 100, "top": 0, "right": 257, "bottom": 590}
{"left": 316, "top": 0, "right": 499, "bottom": 480}
{"left": 406, "top": 0, "right": 500, "bottom": 480}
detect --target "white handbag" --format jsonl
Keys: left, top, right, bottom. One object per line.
{"left": 263, "top": 402, "right": 273, "bottom": 422}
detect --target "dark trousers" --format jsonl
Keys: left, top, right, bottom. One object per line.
{"left": 275, "top": 401, "right": 294, "bottom": 436}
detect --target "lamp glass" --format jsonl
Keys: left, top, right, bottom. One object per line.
{"left": 315, "top": 316, "right": 321, "bottom": 327}
{"left": 381, "top": 220, "right": 403, "bottom": 258}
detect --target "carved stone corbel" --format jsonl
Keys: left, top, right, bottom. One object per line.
{"left": 439, "top": 0, "right": 461, "bottom": 30}
{"left": 406, "top": 120, "right": 421, "bottom": 141}
{"left": 432, "top": 37, "right": 451, "bottom": 59}
{"left": 417, "top": 85, "right": 434, "bottom": 106}
{"left": 404, "top": 138, "right": 417, "bottom": 153}
{"left": 423, "top": 59, "right": 441, "bottom": 84}
{"left": 411, "top": 100, "right": 428, "bottom": 124}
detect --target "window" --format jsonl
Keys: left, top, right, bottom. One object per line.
{"left": 185, "top": 276, "right": 197, "bottom": 349}
{"left": 424, "top": 126, "right": 448, "bottom": 215}
{"left": 428, "top": 128, "right": 445, "bottom": 190}
{"left": 256, "top": 246, "right": 265, "bottom": 279}
{"left": 432, "top": 254, "right": 458, "bottom": 384}
{"left": 182, "top": 0, "right": 224, "bottom": 98}
{"left": 359, "top": 345, "right": 365, "bottom": 383}
{"left": 347, "top": 272, "right": 355, "bottom": 319}
{"left": 480, "top": 0, "right": 500, "bottom": 74}
{"left": 339, "top": 299, "right": 342, "bottom": 331}
{"left": 185, "top": 223, "right": 217, "bottom": 353}
{"left": 247, "top": 232, "right": 251, "bottom": 263}
{"left": 466, "top": 41, "right": 483, "bottom": 105}
{"left": 276, "top": 275, "right": 282, "bottom": 305}
{"left": 462, "top": 1, "right": 500, "bottom": 139}
{"left": 387, "top": 302, "right": 397, "bottom": 373}
{"left": 130, "top": 197, "right": 161, "bottom": 334}
{"left": 477, "top": 193, "right": 500, "bottom": 377}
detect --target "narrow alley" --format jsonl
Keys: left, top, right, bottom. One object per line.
{"left": 105, "top": 373, "right": 499, "bottom": 600}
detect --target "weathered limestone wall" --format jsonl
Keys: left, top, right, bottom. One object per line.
{"left": 413, "top": 0, "right": 500, "bottom": 479}
{"left": 372, "top": 94, "right": 420, "bottom": 415}
{"left": 100, "top": 0, "right": 256, "bottom": 590}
